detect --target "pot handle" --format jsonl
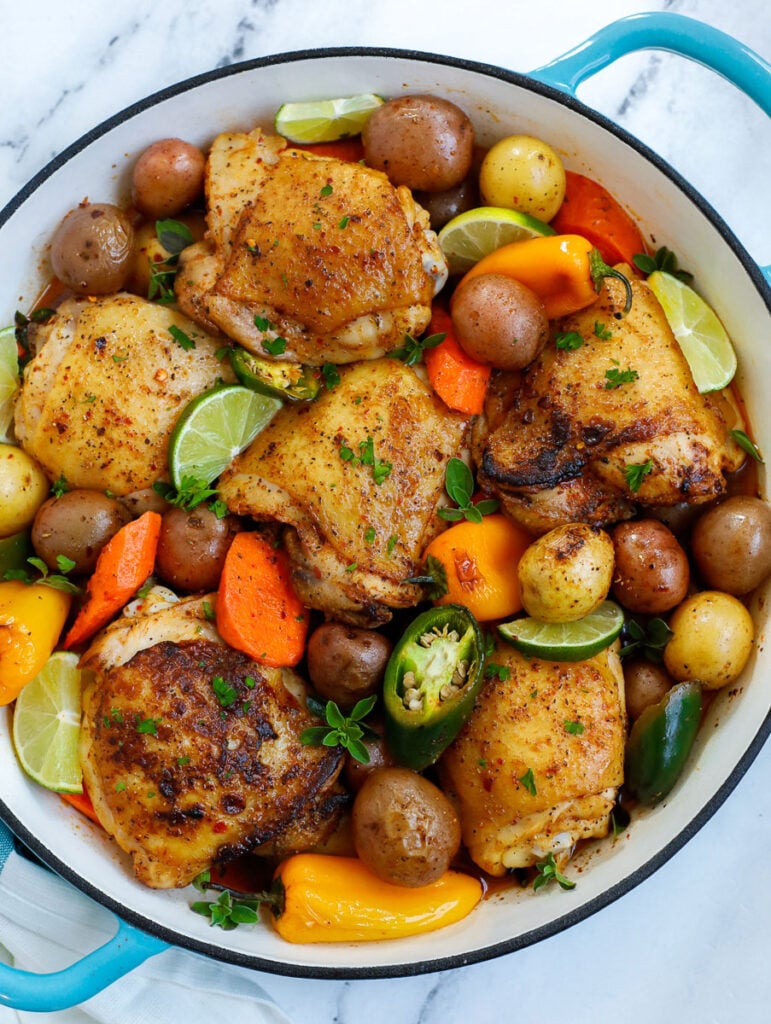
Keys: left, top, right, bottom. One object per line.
{"left": 0, "top": 821, "right": 168, "bottom": 1011}
{"left": 530, "top": 11, "right": 771, "bottom": 283}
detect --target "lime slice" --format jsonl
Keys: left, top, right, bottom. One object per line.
{"left": 0, "top": 326, "right": 20, "bottom": 442}
{"left": 275, "top": 93, "right": 383, "bottom": 144}
{"left": 647, "top": 271, "right": 737, "bottom": 393}
{"left": 438, "top": 206, "right": 555, "bottom": 275}
{"left": 12, "top": 651, "right": 83, "bottom": 793}
{"left": 498, "top": 600, "right": 624, "bottom": 662}
{"left": 169, "top": 385, "right": 282, "bottom": 488}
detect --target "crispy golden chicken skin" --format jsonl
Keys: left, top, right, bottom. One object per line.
{"left": 439, "top": 642, "right": 626, "bottom": 876}
{"left": 14, "top": 294, "right": 234, "bottom": 495}
{"left": 474, "top": 272, "right": 744, "bottom": 533}
{"left": 218, "top": 358, "right": 468, "bottom": 625}
{"left": 80, "top": 596, "right": 344, "bottom": 889}
{"left": 175, "top": 127, "right": 446, "bottom": 364}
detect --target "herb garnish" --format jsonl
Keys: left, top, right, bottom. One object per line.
{"left": 437, "top": 458, "right": 499, "bottom": 524}
{"left": 211, "top": 676, "right": 238, "bottom": 708}
{"left": 633, "top": 245, "right": 693, "bottom": 283}
{"left": 624, "top": 459, "right": 653, "bottom": 493}
{"left": 390, "top": 331, "right": 445, "bottom": 366}
{"left": 51, "top": 474, "right": 69, "bottom": 498}
{"left": 147, "top": 219, "right": 195, "bottom": 304}
{"left": 620, "top": 618, "right": 674, "bottom": 662}
{"left": 338, "top": 436, "right": 392, "bottom": 484}
{"left": 262, "top": 336, "right": 287, "bottom": 356}
{"left": 3, "top": 555, "right": 80, "bottom": 594}
{"left": 594, "top": 320, "right": 613, "bottom": 340}
{"left": 153, "top": 477, "right": 223, "bottom": 513}
{"left": 319, "top": 184, "right": 333, "bottom": 198}
{"left": 485, "top": 663, "right": 511, "bottom": 682}
{"left": 300, "top": 695, "right": 377, "bottom": 764}
{"left": 604, "top": 362, "right": 639, "bottom": 389}
{"left": 564, "top": 720, "right": 585, "bottom": 735}
{"left": 169, "top": 324, "right": 196, "bottom": 351}
{"left": 135, "top": 715, "right": 162, "bottom": 736}
{"left": 191, "top": 888, "right": 262, "bottom": 930}
{"left": 338, "top": 215, "right": 350, "bottom": 229}
{"left": 321, "top": 363, "right": 341, "bottom": 389}
{"left": 533, "top": 853, "right": 576, "bottom": 892}
{"left": 730, "top": 429, "right": 763, "bottom": 462}
{"left": 519, "top": 767, "right": 537, "bottom": 796}
{"left": 555, "top": 331, "right": 584, "bottom": 351}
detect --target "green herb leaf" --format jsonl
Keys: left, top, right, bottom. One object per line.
{"left": 153, "top": 477, "right": 220, "bottom": 511}
{"left": 299, "top": 698, "right": 376, "bottom": 764}
{"left": 390, "top": 331, "right": 446, "bottom": 366}
{"left": 620, "top": 617, "right": 674, "bottom": 662}
{"left": 191, "top": 890, "right": 261, "bottom": 931}
{"left": 51, "top": 475, "right": 69, "bottom": 498}
{"left": 169, "top": 324, "right": 196, "bottom": 351}
{"left": 438, "top": 457, "right": 499, "bottom": 523}
{"left": 135, "top": 715, "right": 162, "bottom": 736}
{"left": 519, "top": 767, "right": 537, "bottom": 796}
{"left": 533, "top": 853, "right": 576, "bottom": 892}
{"left": 564, "top": 720, "right": 585, "bottom": 735}
{"left": 633, "top": 245, "right": 693, "bottom": 283}
{"left": 212, "top": 676, "right": 238, "bottom": 708}
{"left": 321, "top": 363, "right": 341, "bottom": 390}
{"left": 730, "top": 429, "right": 763, "bottom": 463}
{"left": 319, "top": 184, "right": 333, "bottom": 197}
{"left": 156, "top": 219, "right": 194, "bottom": 255}
{"left": 263, "top": 336, "right": 287, "bottom": 356}
{"left": 624, "top": 459, "right": 653, "bottom": 493}
{"left": 364, "top": 526, "right": 376, "bottom": 544}
{"left": 555, "top": 331, "right": 584, "bottom": 351}
{"left": 604, "top": 364, "right": 639, "bottom": 389}
{"left": 485, "top": 663, "right": 511, "bottom": 681}
{"left": 594, "top": 320, "right": 613, "bottom": 340}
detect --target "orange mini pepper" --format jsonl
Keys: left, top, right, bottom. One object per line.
{"left": 0, "top": 581, "right": 71, "bottom": 705}
{"left": 271, "top": 854, "right": 482, "bottom": 943}
{"left": 460, "top": 233, "right": 633, "bottom": 320}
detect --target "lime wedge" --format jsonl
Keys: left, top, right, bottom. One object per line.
{"left": 275, "top": 93, "right": 384, "bottom": 144}
{"left": 12, "top": 651, "right": 83, "bottom": 793}
{"left": 169, "top": 384, "right": 282, "bottom": 488}
{"left": 647, "top": 271, "right": 737, "bottom": 393}
{"left": 438, "top": 206, "right": 555, "bottom": 275}
{"left": 0, "top": 326, "right": 20, "bottom": 442}
{"left": 498, "top": 600, "right": 624, "bottom": 662}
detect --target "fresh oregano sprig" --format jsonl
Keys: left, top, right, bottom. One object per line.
{"left": 633, "top": 245, "right": 693, "bottom": 283}
{"left": 190, "top": 870, "right": 279, "bottom": 931}
{"left": 390, "top": 331, "right": 446, "bottom": 366}
{"left": 3, "top": 555, "right": 81, "bottom": 594}
{"left": 533, "top": 853, "right": 576, "bottom": 892}
{"left": 620, "top": 617, "right": 674, "bottom": 662}
{"left": 300, "top": 695, "right": 378, "bottom": 764}
{"left": 437, "top": 458, "right": 499, "bottom": 524}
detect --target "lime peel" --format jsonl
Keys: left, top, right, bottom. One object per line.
{"left": 437, "top": 206, "right": 555, "bottom": 275}
{"left": 275, "top": 94, "right": 383, "bottom": 144}
{"left": 498, "top": 601, "right": 624, "bottom": 662}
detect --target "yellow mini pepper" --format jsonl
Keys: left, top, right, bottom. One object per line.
{"left": 461, "top": 233, "right": 633, "bottom": 319}
{"left": 0, "top": 581, "right": 71, "bottom": 705}
{"left": 271, "top": 853, "right": 482, "bottom": 944}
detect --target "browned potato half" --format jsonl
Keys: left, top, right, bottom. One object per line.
{"left": 690, "top": 495, "right": 771, "bottom": 595}
{"left": 450, "top": 273, "right": 548, "bottom": 370}
{"left": 352, "top": 767, "right": 461, "bottom": 886}
{"left": 611, "top": 519, "right": 690, "bottom": 614}
{"left": 623, "top": 658, "right": 675, "bottom": 721}
{"left": 50, "top": 203, "right": 134, "bottom": 295}
{"left": 131, "top": 138, "right": 206, "bottom": 219}
{"left": 31, "top": 489, "right": 131, "bottom": 575}
{"left": 307, "top": 622, "right": 392, "bottom": 710}
{"left": 155, "top": 506, "right": 242, "bottom": 592}
{"left": 362, "top": 95, "right": 474, "bottom": 192}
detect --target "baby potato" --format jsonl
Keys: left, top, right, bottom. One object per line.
{"left": 449, "top": 273, "right": 548, "bottom": 370}
{"left": 663, "top": 591, "right": 754, "bottom": 690}
{"left": 50, "top": 202, "right": 134, "bottom": 295}
{"left": 623, "top": 658, "right": 675, "bottom": 721}
{"left": 517, "top": 522, "right": 614, "bottom": 622}
{"left": 131, "top": 138, "right": 206, "bottom": 219}
{"left": 611, "top": 519, "right": 690, "bottom": 614}
{"left": 307, "top": 622, "right": 392, "bottom": 710}
{"left": 479, "top": 134, "right": 566, "bottom": 221}
{"left": 362, "top": 95, "right": 474, "bottom": 192}
{"left": 0, "top": 444, "right": 49, "bottom": 537}
{"left": 690, "top": 496, "right": 771, "bottom": 595}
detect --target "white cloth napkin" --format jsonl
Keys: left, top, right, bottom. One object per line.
{"left": 0, "top": 827, "right": 292, "bottom": 1023}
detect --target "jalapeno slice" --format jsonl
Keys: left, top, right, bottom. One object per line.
{"left": 229, "top": 346, "right": 320, "bottom": 403}
{"left": 624, "top": 680, "right": 702, "bottom": 806}
{"left": 383, "top": 604, "right": 485, "bottom": 771}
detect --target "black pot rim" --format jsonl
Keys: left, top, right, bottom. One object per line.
{"left": 1, "top": 44, "right": 770, "bottom": 981}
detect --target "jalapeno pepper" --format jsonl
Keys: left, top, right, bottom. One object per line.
{"left": 383, "top": 604, "right": 485, "bottom": 771}
{"left": 624, "top": 680, "right": 702, "bottom": 806}
{"left": 229, "top": 345, "right": 320, "bottom": 402}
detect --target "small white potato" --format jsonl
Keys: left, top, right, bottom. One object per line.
{"left": 0, "top": 443, "right": 49, "bottom": 537}
{"left": 479, "top": 134, "right": 566, "bottom": 222}
{"left": 663, "top": 591, "right": 754, "bottom": 689}
{"left": 517, "top": 523, "right": 614, "bottom": 623}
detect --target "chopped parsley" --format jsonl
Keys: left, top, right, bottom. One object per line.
{"left": 390, "top": 331, "right": 445, "bottom": 366}
{"left": 594, "top": 320, "right": 613, "bottom": 340}
{"left": 211, "top": 676, "right": 238, "bottom": 708}
{"left": 624, "top": 459, "right": 653, "bottom": 493}
{"left": 519, "top": 767, "right": 537, "bottom": 796}
{"left": 485, "top": 663, "right": 511, "bottom": 682}
{"left": 555, "top": 331, "right": 584, "bottom": 351}
{"left": 135, "top": 716, "right": 162, "bottom": 736}
{"left": 564, "top": 720, "right": 585, "bottom": 735}
{"left": 338, "top": 435, "right": 392, "bottom": 485}
{"left": 604, "top": 362, "right": 639, "bottom": 389}
{"left": 321, "top": 363, "right": 341, "bottom": 390}
{"left": 169, "top": 324, "right": 196, "bottom": 351}
{"left": 263, "top": 336, "right": 287, "bottom": 356}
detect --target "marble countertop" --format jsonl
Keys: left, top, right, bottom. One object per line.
{"left": 2, "top": 1, "right": 770, "bottom": 1021}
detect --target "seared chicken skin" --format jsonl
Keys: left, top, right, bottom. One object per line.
{"left": 475, "top": 272, "right": 744, "bottom": 533}
{"left": 440, "top": 642, "right": 626, "bottom": 876}
{"left": 79, "top": 593, "right": 344, "bottom": 888}
{"left": 14, "top": 294, "right": 234, "bottom": 495}
{"left": 218, "top": 358, "right": 468, "bottom": 625}
{"left": 175, "top": 127, "right": 446, "bottom": 364}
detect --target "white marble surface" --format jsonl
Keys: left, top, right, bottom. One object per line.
{"left": 2, "top": 0, "right": 771, "bottom": 1021}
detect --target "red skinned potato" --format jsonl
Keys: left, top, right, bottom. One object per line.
{"left": 131, "top": 138, "right": 206, "bottom": 219}
{"left": 50, "top": 203, "right": 134, "bottom": 294}
{"left": 611, "top": 519, "right": 690, "bottom": 615}
{"left": 362, "top": 95, "right": 474, "bottom": 192}
{"left": 690, "top": 496, "right": 771, "bottom": 595}
{"left": 155, "top": 506, "right": 242, "bottom": 592}
{"left": 450, "top": 273, "right": 549, "bottom": 370}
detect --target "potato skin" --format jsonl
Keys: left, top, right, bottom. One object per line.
{"left": 307, "top": 622, "right": 392, "bottom": 710}
{"left": 450, "top": 273, "right": 548, "bottom": 370}
{"left": 690, "top": 496, "right": 771, "bottom": 595}
{"left": 623, "top": 658, "right": 674, "bottom": 721}
{"left": 50, "top": 203, "right": 134, "bottom": 295}
{"left": 663, "top": 591, "right": 754, "bottom": 689}
{"left": 0, "top": 444, "right": 50, "bottom": 537}
{"left": 31, "top": 489, "right": 131, "bottom": 574}
{"left": 611, "top": 519, "right": 690, "bottom": 614}
{"left": 131, "top": 138, "right": 206, "bottom": 219}
{"left": 413, "top": 176, "right": 479, "bottom": 231}
{"left": 155, "top": 506, "right": 241, "bottom": 592}
{"left": 517, "top": 523, "right": 614, "bottom": 622}
{"left": 362, "top": 95, "right": 474, "bottom": 192}
{"left": 479, "top": 134, "right": 566, "bottom": 221}
{"left": 351, "top": 767, "right": 461, "bottom": 886}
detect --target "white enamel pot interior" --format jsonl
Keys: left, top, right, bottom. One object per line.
{"left": 1, "top": 49, "right": 770, "bottom": 978}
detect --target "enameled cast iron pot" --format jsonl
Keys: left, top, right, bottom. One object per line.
{"left": 0, "top": 12, "right": 770, "bottom": 1011}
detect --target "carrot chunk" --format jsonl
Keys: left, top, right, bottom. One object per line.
{"left": 424, "top": 306, "right": 491, "bottom": 416}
